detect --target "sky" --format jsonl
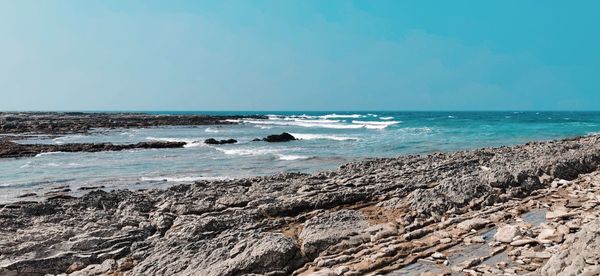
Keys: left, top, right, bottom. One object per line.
{"left": 0, "top": 0, "right": 599, "bottom": 111}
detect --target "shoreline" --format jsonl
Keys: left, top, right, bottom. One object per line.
{"left": 1, "top": 135, "right": 600, "bottom": 275}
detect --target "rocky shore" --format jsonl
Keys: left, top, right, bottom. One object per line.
{"left": 1, "top": 135, "right": 600, "bottom": 275}
{"left": 0, "top": 140, "right": 186, "bottom": 159}
{"left": 0, "top": 112, "right": 266, "bottom": 135}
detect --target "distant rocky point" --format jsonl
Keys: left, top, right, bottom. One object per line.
{"left": 0, "top": 112, "right": 267, "bottom": 135}
{"left": 0, "top": 140, "right": 186, "bottom": 158}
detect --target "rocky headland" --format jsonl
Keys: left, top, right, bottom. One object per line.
{"left": 1, "top": 135, "right": 600, "bottom": 275}
{"left": 0, "top": 140, "right": 186, "bottom": 159}
{"left": 0, "top": 112, "right": 266, "bottom": 135}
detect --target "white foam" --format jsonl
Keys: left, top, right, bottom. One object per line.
{"left": 352, "top": 120, "right": 400, "bottom": 129}
{"left": 146, "top": 137, "right": 205, "bottom": 148}
{"left": 35, "top": 152, "right": 65, "bottom": 157}
{"left": 215, "top": 147, "right": 280, "bottom": 156}
{"left": 277, "top": 154, "right": 309, "bottom": 161}
{"left": 397, "top": 127, "right": 434, "bottom": 135}
{"left": 290, "top": 133, "right": 359, "bottom": 141}
{"left": 205, "top": 127, "right": 219, "bottom": 133}
{"left": 364, "top": 124, "right": 388, "bottom": 130}
{"left": 292, "top": 119, "right": 341, "bottom": 124}
{"left": 380, "top": 116, "right": 395, "bottom": 120}
{"left": 319, "top": 113, "right": 364, "bottom": 119}
{"left": 352, "top": 120, "right": 400, "bottom": 126}
{"left": 140, "top": 176, "right": 231, "bottom": 182}
{"left": 238, "top": 120, "right": 365, "bottom": 129}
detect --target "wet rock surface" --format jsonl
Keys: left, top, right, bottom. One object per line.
{"left": 204, "top": 138, "right": 238, "bottom": 145}
{"left": 261, "top": 132, "right": 297, "bottom": 142}
{"left": 0, "top": 140, "right": 186, "bottom": 158}
{"left": 1, "top": 135, "right": 600, "bottom": 275}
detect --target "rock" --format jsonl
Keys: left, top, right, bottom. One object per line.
{"left": 470, "top": 236, "right": 485, "bottom": 243}
{"left": 440, "top": 238, "right": 453, "bottom": 244}
{"left": 367, "top": 223, "right": 398, "bottom": 241}
{"left": 299, "top": 210, "right": 368, "bottom": 258}
{"left": 432, "top": 252, "right": 446, "bottom": 259}
{"left": 204, "top": 138, "right": 238, "bottom": 145}
{"left": 510, "top": 238, "right": 538, "bottom": 246}
{"left": 494, "top": 225, "right": 521, "bottom": 243}
{"left": 262, "top": 133, "right": 296, "bottom": 142}
{"left": 541, "top": 219, "right": 600, "bottom": 275}
{"left": 537, "top": 228, "right": 564, "bottom": 243}
{"left": 0, "top": 140, "right": 186, "bottom": 158}
{"left": 0, "top": 112, "right": 267, "bottom": 135}
{"left": 66, "top": 262, "right": 86, "bottom": 273}
{"left": 546, "top": 207, "right": 573, "bottom": 220}
{"left": 457, "top": 218, "right": 490, "bottom": 231}
{"left": 521, "top": 250, "right": 552, "bottom": 259}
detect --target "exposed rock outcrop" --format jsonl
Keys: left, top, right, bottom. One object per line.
{"left": 0, "top": 112, "right": 266, "bottom": 135}
{"left": 0, "top": 140, "right": 186, "bottom": 158}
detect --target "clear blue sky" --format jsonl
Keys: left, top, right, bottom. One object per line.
{"left": 1, "top": 0, "right": 599, "bottom": 111}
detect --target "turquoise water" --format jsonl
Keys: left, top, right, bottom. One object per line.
{"left": 1, "top": 111, "right": 600, "bottom": 202}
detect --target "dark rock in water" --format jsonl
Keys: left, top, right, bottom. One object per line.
{"left": 204, "top": 138, "right": 238, "bottom": 145}
{"left": 0, "top": 112, "right": 268, "bottom": 135}
{"left": 78, "top": 186, "right": 106, "bottom": 191}
{"left": 0, "top": 140, "right": 186, "bottom": 159}
{"left": 251, "top": 138, "right": 262, "bottom": 142}
{"left": 262, "top": 133, "right": 296, "bottom": 142}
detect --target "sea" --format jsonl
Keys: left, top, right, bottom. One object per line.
{"left": 2, "top": 111, "right": 600, "bottom": 202}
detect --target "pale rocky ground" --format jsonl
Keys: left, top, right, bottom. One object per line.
{"left": 1, "top": 135, "right": 600, "bottom": 276}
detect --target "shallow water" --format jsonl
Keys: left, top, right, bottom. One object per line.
{"left": 1, "top": 111, "right": 600, "bottom": 202}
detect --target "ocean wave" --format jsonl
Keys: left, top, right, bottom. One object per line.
{"left": 215, "top": 147, "right": 281, "bottom": 156}
{"left": 352, "top": 120, "right": 400, "bottom": 129}
{"left": 35, "top": 151, "right": 66, "bottom": 157}
{"left": 277, "top": 154, "right": 310, "bottom": 161}
{"left": 288, "top": 118, "right": 341, "bottom": 124}
{"left": 215, "top": 147, "right": 309, "bottom": 160}
{"left": 319, "top": 113, "right": 364, "bottom": 119}
{"left": 205, "top": 127, "right": 219, "bottom": 133}
{"left": 352, "top": 120, "right": 400, "bottom": 125}
{"left": 380, "top": 116, "right": 394, "bottom": 120}
{"left": 397, "top": 127, "right": 434, "bottom": 135}
{"left": 237, "top": 120, "right": 365, "bottom": 129}
{"left": 290, "top": 133, "right": 359, "bottom": 141}
{"left": 140, "top": 176, "right": 231, "bottom": 182}
{"left": 146, "top": 137, "right": 204, "bottom": 148}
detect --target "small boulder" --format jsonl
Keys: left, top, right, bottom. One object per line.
{"left": 495, "top": 224, "right": 521, "bottom": 243}
{"left": 457, "top": 218, "right": 490, "bottom": 231}
{"left": 262, "top": 133, "right": 296, "bottom": 142}
{"left": 538, "top": 228, "right": 564, "bottom": 243}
